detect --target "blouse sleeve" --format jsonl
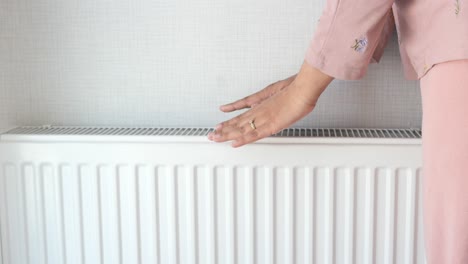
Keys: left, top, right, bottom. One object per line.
{"left": 304, "top": 0, "right": 396, "bottom": 80}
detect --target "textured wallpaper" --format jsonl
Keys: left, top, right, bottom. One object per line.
{"left": 0, "top": 0, "right": 422, "bottom": 130}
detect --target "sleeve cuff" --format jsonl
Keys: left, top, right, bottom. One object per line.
{"left": 304, "top": 46, "right": 369, "bottom": 80}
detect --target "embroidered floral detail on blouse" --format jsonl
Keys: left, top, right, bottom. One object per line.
{"left": 351, "top": 36, "right": 368, "bottom": 53}
{"left": 455, "top": 0, "right": 460, "bottom": 16}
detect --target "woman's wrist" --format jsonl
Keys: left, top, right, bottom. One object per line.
{"left": 291, "top": 60, "right": 335, "bottom": 103}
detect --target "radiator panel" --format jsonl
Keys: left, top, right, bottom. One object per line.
{"left": 0, "top": 128, "right": 425, "bottom": 264}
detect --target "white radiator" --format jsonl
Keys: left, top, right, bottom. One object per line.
{"left": 0, "top": 126, "right": 426, "bottom": 264}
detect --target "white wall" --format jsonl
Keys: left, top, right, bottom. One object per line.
{"left": 0, "top": 0, "right": 421, "bottom": 129}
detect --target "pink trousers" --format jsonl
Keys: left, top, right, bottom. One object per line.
{"left": 420, "top": 58, "right": 468, "bottom": 264}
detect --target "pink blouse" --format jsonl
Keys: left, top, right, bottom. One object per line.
{"left": 304, "top": 0, "right": 468, "bottom": 80}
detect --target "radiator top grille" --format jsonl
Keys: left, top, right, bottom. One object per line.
{"left": 2, "top": 126, "right": 422, "bottom": 139}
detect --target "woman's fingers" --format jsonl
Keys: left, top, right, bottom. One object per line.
{"left": 219, "top": 93, "right": 261, "bottom": 112}
{"left": 209, "top": 92, "right": 282, "bottom": 146}
{"left": 208, "top": 121, "right": 273, "bottom": 148}
{"left": 214, "top": 109, "right": 252, "bottom": 130}
{"left": 219, "top": 78, "right": 293, "bottom": 113}
{"left": 208, "top": 123, "right": 249, "bottom": 142}
{"left": 231, "top": 124, "right": 272, "bottom": 148}
{"left": 209, "top": 115, "right": 270, "bottom": 142}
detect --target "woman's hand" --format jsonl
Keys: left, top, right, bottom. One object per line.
{"left": 218, "top": 74, "right": 296, "bottom": 112}
{"left": 207, "top": 61, "right": 334, "bottom": 148}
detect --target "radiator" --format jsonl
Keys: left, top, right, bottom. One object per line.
{"left": 0, "top": 126, "right": 426, "bottom": 264}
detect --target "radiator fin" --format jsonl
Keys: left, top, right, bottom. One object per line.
{"left": 2, "top": 126, "right": 422, "bottom": 138}
{"left": 0, "top": 163, "right": 426, "bottom": 264}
